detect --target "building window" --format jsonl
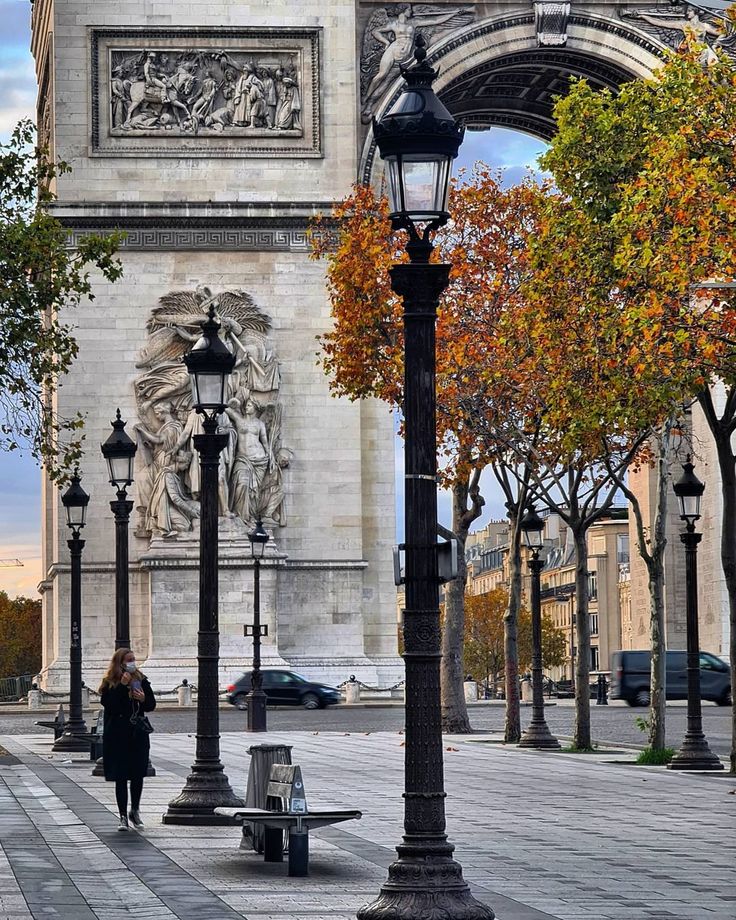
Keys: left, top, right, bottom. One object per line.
{"left": 588, "top": 571, "right": 598, "bottom": 599}
{"left": 617, "top": 533, "right": 630, "bottom": 565}
{"left": 590, "top": 646, "right": 600, "bottom": 671}
{"left": 589, "top": 613, "right": 599, "bottom": 636}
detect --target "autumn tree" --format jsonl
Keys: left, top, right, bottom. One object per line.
{"left": 0, "top": 592, "right": 42, "bottom": 678}
{"left": 530, "top": 47, "right": 736, "bottom": 766}
{"left": 1, "top": 120, "right": 122, "bottom": 480}
{"left": 465, "top": 587, "right": 566, "bottom": 692}
{"left": 311, "top": 169, "right": 547, "bottom": 733}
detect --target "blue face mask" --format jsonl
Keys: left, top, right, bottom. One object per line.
{"left": 125, "top": 662, "right": 137, "bottom": 673}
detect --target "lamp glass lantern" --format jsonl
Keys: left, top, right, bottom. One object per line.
{"left": 183, "top": 306, "right": 236, "bottom": 414}
{"left": 673, "top": 457, "right": 705, "bottom": 525}
{"left": 61, "top": 473, "right": 90, "bottom": 534}
{"left": 519, "top": 503, "right": 545, "bottom": 552}
{"left": 248, "top": 519, "right": 269, "bottom": 560}
{"left": 373, "top": 35, "right": 464, "bottom": 227}
{"left": 101, "top": 409, "right": 137, "bottom": 489}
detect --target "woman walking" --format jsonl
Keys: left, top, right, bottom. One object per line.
{"left": 99, "top": 648, "right": 156, "bottom": 831}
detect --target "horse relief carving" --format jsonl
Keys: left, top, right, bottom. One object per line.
{"left": 110, "top": 48, "right": 302, "bottom": 136}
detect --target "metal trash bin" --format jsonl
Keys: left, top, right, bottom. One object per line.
{"left": 240, "top": 743, "right": 293, "bottom": 853}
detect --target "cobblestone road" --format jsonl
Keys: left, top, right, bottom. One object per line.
{"left": 1, "top": 703, "right": 732, "bottom": 755}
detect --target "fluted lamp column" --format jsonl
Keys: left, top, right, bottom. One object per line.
{"left": 53, "top": 473, "right": 90, "bottom": 752}
{"left": 245, "top": 519, "right": 269, "bottom": 732}
{"left": 668, "top": 458, "right": 723, "bottom": 772}
{"left": 518, "top": 502, "right": 560, "bottom": 750}
{"left": 357, "top": 34, "right": 494, "bottom": 920}
{"left": 164, "top": 303, "right": 245, "bottom": 823}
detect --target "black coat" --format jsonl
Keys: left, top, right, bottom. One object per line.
{"left": 100, "top": 678, "right": 156, "bottom": 781}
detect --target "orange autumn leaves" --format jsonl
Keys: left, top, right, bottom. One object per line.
{"left": 311, "top": 53, "right": 736, "bottom": 470}
{"left": 310, "top": 167, "right": 546, "bottom": 481}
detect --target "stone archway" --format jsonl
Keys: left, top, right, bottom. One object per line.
{"left": 360, "top": 11, "right": 667, "bottom": 185}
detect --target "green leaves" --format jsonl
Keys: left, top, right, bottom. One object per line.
{"left": 0, "top": 120, "right": 122, "bottom": 481}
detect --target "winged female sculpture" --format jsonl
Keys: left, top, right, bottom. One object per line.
{"left": 133, "top": 286, "right": 290, "bottom": 538}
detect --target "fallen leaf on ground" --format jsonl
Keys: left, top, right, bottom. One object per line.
{"left": 446, "top": 747, "right": 459, "bottom": 752}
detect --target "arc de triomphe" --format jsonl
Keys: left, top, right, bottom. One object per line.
{"left": 30, "top": 0, "right": 725, "bottom": 689}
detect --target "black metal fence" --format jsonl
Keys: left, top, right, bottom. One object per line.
{"left": 0, "top": 674, "right": 34, "bottom": 702}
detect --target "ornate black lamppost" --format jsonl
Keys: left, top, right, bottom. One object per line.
{"left": 164, "top": 304, "right": 245, "bottom": 823}
{"left": 518, "top": 503, "right": 560, "bottom": 751}
{"left": 101, "top": 409, "right": 136, "bottom": 650}
{"left": 669, "top": 458, "right": 723, "bottom": 772}
{"left": 245, "top": 519, "right": 269, "bottom": 732}
{"left": 53, "top": 473, "right": 90, "bottom": 752}
{"left": 358, "top": 35, "right": 494, "bottom": 920}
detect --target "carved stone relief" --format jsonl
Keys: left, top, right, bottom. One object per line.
{"left": 91, "top": 29, "right": 321, "bottom": 157}
{"left": 620, "top": 3, "right": 736, "bottom": 66}
{"left": 534, "top": 1, "right": 571, "bottom": 46}
{"left": 360, "top": 4, "right": 474, "bottom": 121}
{"left": 133, "top": 286, "right": 290, "bottom": 540}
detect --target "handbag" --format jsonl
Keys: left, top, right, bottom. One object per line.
{"left": 130, "top": 703, "right": 154, "bottom": 737}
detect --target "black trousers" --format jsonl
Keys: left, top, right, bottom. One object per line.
{"left": 115, "top": 777, "right": 143, "bottom": 815}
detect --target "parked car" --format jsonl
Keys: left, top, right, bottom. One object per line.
{"left": 609, "top": 649, "right": 731, "bottom": 707}
{"left": 225, "top": 670, "right": 341, "bottom": 710}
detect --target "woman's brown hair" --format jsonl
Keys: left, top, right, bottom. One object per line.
{"left": 98, "top": 648, "right": 144, "bottom": 692}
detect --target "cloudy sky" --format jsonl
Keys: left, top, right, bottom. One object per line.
{"left": 0, "top": 0, "right": 546, "bottom": 597}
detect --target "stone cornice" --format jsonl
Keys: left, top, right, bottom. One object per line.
{"left": 51, "top": 200, "right": 336, "bottom": 251}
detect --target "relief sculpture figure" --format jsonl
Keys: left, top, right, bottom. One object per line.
{"left": 360, "top": 5, "right": 474, "bottom": 119}
{"left": 226, "top": 398, "right": 274, "bottom": 527}
{"left": 133, "top": 286, "right": 290, "bottom": 539}
{"left": 623, "top": 4, "right": 736, "bottom": 66}
{"left": 146, "top": 451, "right": 200, "bottom": 538}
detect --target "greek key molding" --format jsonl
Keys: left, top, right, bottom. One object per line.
{"left": 59, "top": 217, "right": 327, "bottom": 252}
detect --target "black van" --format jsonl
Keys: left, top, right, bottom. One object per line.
{"left": 610, "top": 649, "right": 731, "bottom": 707}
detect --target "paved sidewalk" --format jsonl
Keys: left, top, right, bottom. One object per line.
{"left": 0, "top": 730, "right": 734, "bottom": 920}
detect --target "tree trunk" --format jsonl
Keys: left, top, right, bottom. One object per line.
{"left": 572, "top": 525, "right": 591, "bottom": 749}
{"left": 504, "top": 508, "right": 522, "bottom": 743}
{"left": 648, "top": 559, "right": 667, "bottom": 749}
{"left": 647, "top": 426, "right": 672, "bottom": 752}
{"left": 441, "top": 528, "right": 471, "bottom": 733}
{"left": 440, "top": 471, "right": 484, "bottom": 733}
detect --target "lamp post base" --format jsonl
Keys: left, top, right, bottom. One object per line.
{"left": 162, "top": 768, "right": 245, "bottom": 825}
{"left": 668, "top": 735, "right": 723, "bottom": 771}
{"left": 246, "top": 690, "right": 268, "bottom": 732}
{"left": 52, "top": 729, "right": 90, "bottom": 753}
{"left": 518, "top": 720, "right": 561, "bottom": 750}
{"left": 357, "top": 849, "right": 495, "bottom": 920}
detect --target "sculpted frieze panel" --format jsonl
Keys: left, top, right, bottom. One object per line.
{"left": 360, "top": 4, "right": 474, "bottom": 121}
{"left": 133, "top": 286, "right": 291, "bottom": 541}
{"left": 91, "top": 29, "right": 321, "bottom": 157}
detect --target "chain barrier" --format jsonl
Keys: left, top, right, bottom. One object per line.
{"left": 336, "top": 676, "right": 405, "bottom": 692}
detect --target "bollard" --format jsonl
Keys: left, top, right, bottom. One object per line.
{"left": 463, "top": 680, "right": 478, "bottom": 703}
{"left": 596, "top": 673, "right": 608, "bottom": 705}
{"left": 178, "top": 679, "right": 193, "bottom": 707}
{"left": 81, "top": 685, "right": 90, "bottom": 708}
{"left": 28, "top": 689, "right": 42, "bottom": 710}
{"left": 345, "top": 675, "right": 360, "bottom": 704}
{"left": 520, "top": 677, "right": 533, "bottom": 702}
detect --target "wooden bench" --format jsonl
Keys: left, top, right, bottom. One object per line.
{"left": 215, "top": 764, "right": 361, "bottom": 877}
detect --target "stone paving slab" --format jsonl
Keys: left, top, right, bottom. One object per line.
{"left": 0, "top": 730, "right": 734, "bottom": 920}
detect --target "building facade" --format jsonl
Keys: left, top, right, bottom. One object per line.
{"left": 33, "top": 0, "right": 730, "bottom": 688}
